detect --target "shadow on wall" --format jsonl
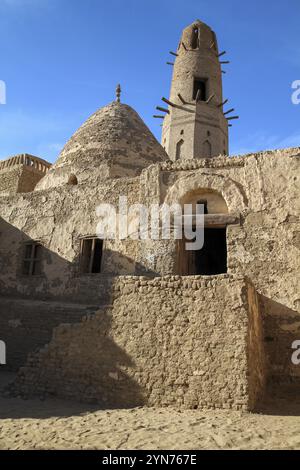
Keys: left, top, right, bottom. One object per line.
{"left": 260, "top": 295, "right": 300, "bottom": 385}
{"left": 8, "top": 304, "right": 145, "bottom": 414}
{"left": 0, "top": 217, "right": 146, "bottom": 412}
{"left": 0, "top": 216, "right": 156, "bottom": 304}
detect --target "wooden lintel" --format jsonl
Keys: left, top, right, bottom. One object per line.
{"left": 204, "top": 214, "right": 240, "bottom": 227}
{"left": 182, "top": 214, "right": 240, "bottom": 227}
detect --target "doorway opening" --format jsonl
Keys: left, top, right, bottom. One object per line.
{"left": 178, "top": 227, "right": 227, "bottom": 276}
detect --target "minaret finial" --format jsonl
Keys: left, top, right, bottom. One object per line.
{"left": 116, "top": 84, "right": 121, "bottom": 103}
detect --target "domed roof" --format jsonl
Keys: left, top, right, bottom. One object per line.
{"left": 36, "top": 101, "right": 168, "bottom": 191}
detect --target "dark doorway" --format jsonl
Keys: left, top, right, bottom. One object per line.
{"left": 195, "top": 228, "right": 227, "bottom": 275}
{"left": 179, "top": 227, "right": 227, "bottom": 275}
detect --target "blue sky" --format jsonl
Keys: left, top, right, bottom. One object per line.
{"left": 0, "top": 0, "right": 299, "bottom": 162}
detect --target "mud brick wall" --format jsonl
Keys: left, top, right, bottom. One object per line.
{"left": 12, "top": 275, "right": 266, "bottom": 411}
{"left": 0, "top": 298, "right": 97, "bottom": 370}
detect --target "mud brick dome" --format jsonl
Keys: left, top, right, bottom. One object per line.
{"left": 35, "top": 101, "right": 168, "bottom": 191}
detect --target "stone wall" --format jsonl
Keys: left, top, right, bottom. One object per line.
{"left": 11, "top": 275, "right": 266, "bottom": 411}
{"left": 0, "top": 148, "right": 299, "bottom": 384}
{"left": 151, "top": 149, "right": 300, "bottom": 383}
{"left": 0, "top": 167, "right": 22, "bottom": 196}
{"left": 0, "top": 177, "right": 141, "bottom": 303}
{"left": 0, "top": 298, "right": 97, "bottom": 370}
{"left": 0, "top": 155, "right": 51, "bottom": 196}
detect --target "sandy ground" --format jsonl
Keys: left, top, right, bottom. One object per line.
{"left": 1, "top": 373, "right": 300, "bottom": 450}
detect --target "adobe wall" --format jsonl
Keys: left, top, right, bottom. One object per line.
{"left": 0, "top": 298, "right": 98, "bottom": 370}
{"left": 0, "top": 148, "right": 299, "bottom": 383}
{"left": 141, "top": 149, "right": 300, "bottom": 383}
{"left": 11, "top": 275, "right": 266, "bottom": 411}
{"left": 0, "top": 155, "right": 50, "bottom": 196}
{"left": 17, "top": 166, "right": 48, "bottom": 194}
{"left": 0, "top": 166, "right": 22, "bottom": 196}
{"left": 0, "top": 177, "right": 142, "bottom": 303}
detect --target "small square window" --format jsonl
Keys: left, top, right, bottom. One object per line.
{"left": 80, "top": 238, "right": 103, "bottom": 274}
{"left": 193, "top": 78, "right": 207, "bottom": 101}
{"left": 22, "top": 242, "right": 42, "bottom": 276}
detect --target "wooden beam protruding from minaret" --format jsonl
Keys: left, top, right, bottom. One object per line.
{"left": 206, "top": 94, "right": 215, "bottom": 104}
{"left": 177, "top": 94, "right": 186, "bottom": 105}
{"left": 218, "top": 99, "right": 228, "bottom": 108}
{"left": 224, "top": 108, "right": 235, "bottom": 115}
{"left": 162, "top": 97, "right": 176, "bottom": 107}
{"left": 195, "top": 89, "right": 202, "bottom": 102}
{"left": 156, "top": 106, "right": 170, "bottom": 114}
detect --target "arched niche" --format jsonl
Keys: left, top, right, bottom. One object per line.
{"left": 163, "top": 172, "right": 247, "bottom": 277}
{"left": 164, "top": 172, "right": 247, "bottom": 214}
{"left": 203, "top": 140, "right": 212, "bottom": 158}
{"left": 67, "top": 174, "right": 78, "bottom": 186}
{"left": 179, "top": 188, "right": 228, "bottom": 214}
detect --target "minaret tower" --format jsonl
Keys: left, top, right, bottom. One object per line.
{"left": 161, "top": 20, "right": 229, "bottom": 161}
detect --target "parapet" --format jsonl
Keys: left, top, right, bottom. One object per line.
{"left": 0, "top": 154, "right": 51, "bottom": 196}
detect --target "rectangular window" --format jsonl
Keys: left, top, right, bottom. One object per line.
{"left": 193, "top": 78, "right": 207, "bottom": 101}
{"left": 22, "top": 243, "right": 42, "bottom": 276}
{"left": 80, "top": 238, "right": 103, "bottom": 274}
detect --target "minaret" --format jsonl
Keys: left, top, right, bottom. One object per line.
{"left": 161, "top": 20, "right": 229, "bottom": 161}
